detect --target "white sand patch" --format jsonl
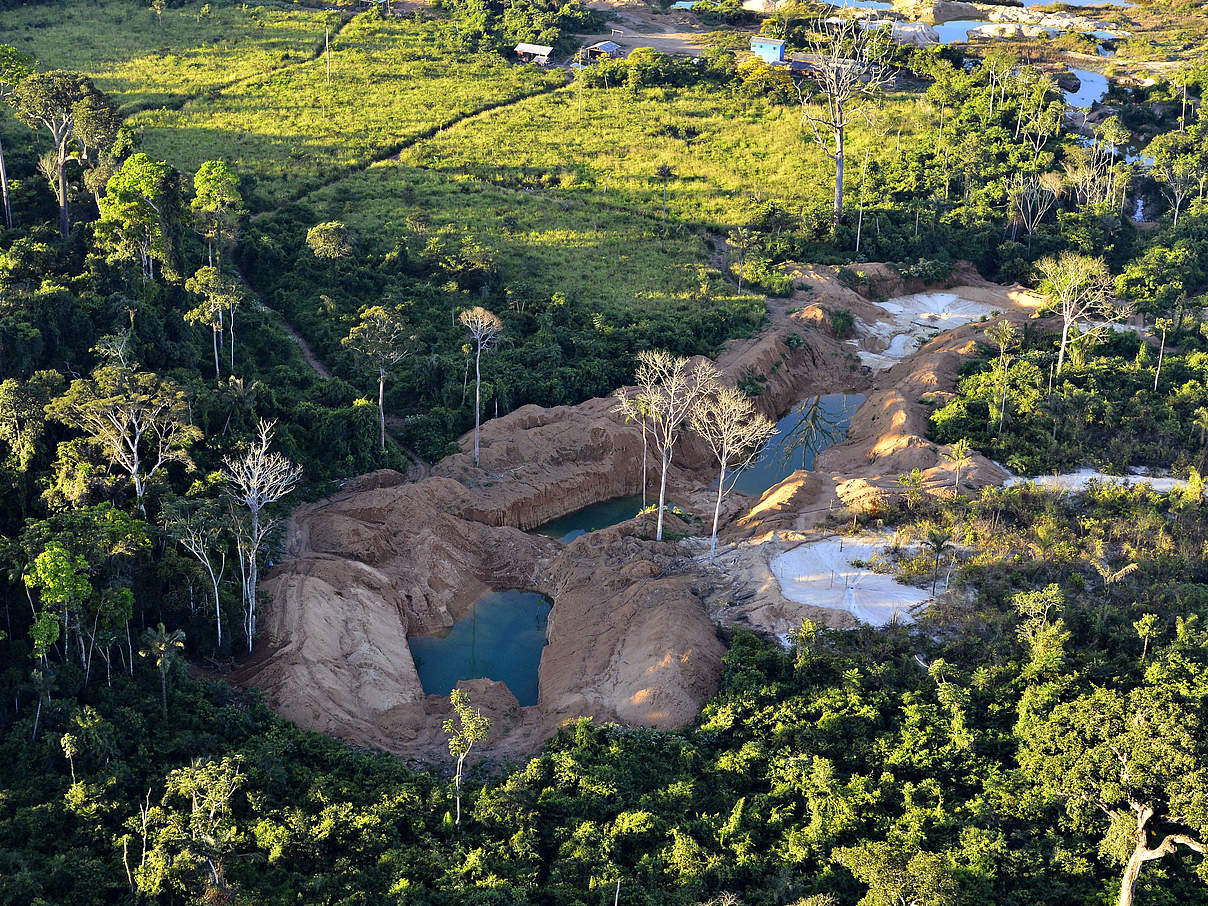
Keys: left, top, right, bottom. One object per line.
{"left": 770, "top": 537, "right": 931, "bottom": 627}
{"left": 1004, "top": 468, "right": 1186, "bottom": 493}
{"left": 857, "top": 292, "right": 1006, "bottom": 370}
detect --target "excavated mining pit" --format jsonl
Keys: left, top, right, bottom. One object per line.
{"left": 235, "top": 262, "right": 1043, "bottom": 759}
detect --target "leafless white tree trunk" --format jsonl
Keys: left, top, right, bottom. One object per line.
{"left": 459, "top": 307, "right": 503, "bottom": 467}
{"left": 223, "top": 420, "right": 301, "bottom": 652}
{"left": 1113, "top": 803, "right": 1204, "bottom": 906}
{"left": 689, "top": 386, "right": 776, "bottom": 560}
{"left": 632, "top": 350, "right": 718, "bottom": 541}
{"left": 797, "top": 18, "right": 894, "bottom": 222}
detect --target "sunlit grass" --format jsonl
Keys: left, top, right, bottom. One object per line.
{"left": 397, "top": 84, "right": 933, "bottom": 228}
{"left": 130, "top": 14, "right": 564, "bottom": 205}
{"left": 3, "top": 0, "right": 331, "bottom": 109}
{"left": 298, "top": 160, "right": 725, "bottom": 317}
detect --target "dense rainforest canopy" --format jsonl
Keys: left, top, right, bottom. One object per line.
{"left": 0, "top": 0, "right": 1207, "bottom": 903}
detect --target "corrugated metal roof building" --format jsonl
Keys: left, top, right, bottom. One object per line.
{"left": 515, "top": 43, "right": 554, "bottom": 64}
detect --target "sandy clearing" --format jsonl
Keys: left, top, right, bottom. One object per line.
{"left": 856, "top": 291, "right": 1011, "bottom": 370}
{"left": 770, "top": 536, "right": 932, "bottom": 627}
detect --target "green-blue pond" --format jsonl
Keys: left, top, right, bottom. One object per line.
{"left": 532, "top": 495, "right": 647, "bottom": 542}
{"left": 728, "top": 392, "right": 866, "bottom": 497}
{"left": 409, "top": 590, "right": 551, "bottom": 706}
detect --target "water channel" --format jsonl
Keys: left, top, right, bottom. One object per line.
{"left": 729, "top": 392, "right": 866, "bottom": 497}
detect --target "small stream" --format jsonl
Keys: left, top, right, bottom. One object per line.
{"left": 729, "top": 392, "right": 866, "bottom": 497}
{"left": 409, "top": 590, "right": 551, "bottom": 706}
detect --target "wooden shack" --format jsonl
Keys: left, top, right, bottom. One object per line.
{"left": 586, "top": 40, "right": 623, "bottom": 60}
{"left": 514, "top": 43, "right": 554, "bottom": 65}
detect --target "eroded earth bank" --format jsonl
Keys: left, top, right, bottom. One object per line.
{"left": 236, "top": 262, "right": 1042, "bottom": 759}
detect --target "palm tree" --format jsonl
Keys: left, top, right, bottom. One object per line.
{"left": 942, "top": 439, "right": 973, "bottom": 496}
{"left": 1029, "top": 520, "right": 1060, "bottom": 563}
{"left": 140, "top": 623, "right": 186, "bottom": 717}
{"left": 925, "top": 527, "right": 952, "bottom": 595}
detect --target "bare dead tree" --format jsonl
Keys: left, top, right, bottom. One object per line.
{"left": 1035, "top": 253, "right": 1128, "bottom": 376}
{"left": 459, "top": 307, "right": 503, "bottom": 467}
{"left": 633, "top": 350, "right": 718, "bottom": 542}
{"left": 1008, "top": 171, "right": 1063, "bottom": 255}
{"left": 797, "top": 18, "right": 894, "bottom": 222}
{"left": 689, "top": 386, "right": 776, "bottom": 561}
{"left": 161, "top": 502, "right": 228, "bottom": 648}
{"left": 223, "top": 420, "right": 301, "bottom": 651}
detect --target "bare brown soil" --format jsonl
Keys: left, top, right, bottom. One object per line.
{"left": 238, "top": 262, "right": 1043, "bottom": 760}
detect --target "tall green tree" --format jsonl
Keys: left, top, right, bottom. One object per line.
{"left": 342, "top": 305, "right": 416, "bottom": 451}
{"left": 12, "top": 70, "right": 105, "bottom": 238}
{"left": 191, "top": 160, "right": 244, "bottom": 268}
{"left": 443, "top": 689, "right": 490, "bottom": 829}
{"left": 24, "top": 542, "right": 91, "bottom": 667}
{"left": 1019, "top": 628, "right": 1208, "bottom": 906}
{"left": 185, "top": 266, "right": 245, "bottom": 381}
{"left": 96, "top": 152, "right": 174, "bottom": 282}
{"left": 306, "top": 220, "right": 353, "bottom": 260}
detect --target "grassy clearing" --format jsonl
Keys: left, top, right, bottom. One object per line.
{"left": 283, "top": 158, "right": 740, "bottom": 333}
{"left": 396, "top": 84, "right": 935, "bottom": 229}
{"left": 3, "top": 0, "right": 332, "bottom": 110}
{"left": 131, "top": 13, "right": 565, "bottom": 207}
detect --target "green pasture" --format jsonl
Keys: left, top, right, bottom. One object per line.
{"left": 3, "top": 0, "right": 332, "bottom": 109}
{"left": 280, "top": 158, "right": 755, "bottom": 336}
{"left": 131, "top": 14, "right": 565, "bottom": 206}
{"left": 396, "top": 84, "right": 936, "bottom": 229}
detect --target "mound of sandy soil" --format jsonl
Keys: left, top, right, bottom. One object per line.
{"left": 696, "top": 272, "right": 1044, "bottom": 637}
{"left": 240, "top": 261, "right": 1044, "bottom": 758}
{"left": 236, "top": 472, "right": 561, "bottom": 753}
{"left": 433, "top": 302, "right": 857, "bottom": 532}
{"left": 540, "top": 523, "right": 725, "bottom": 728}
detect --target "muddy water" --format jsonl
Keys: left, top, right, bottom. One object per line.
{"left": 409, "top": 590, "right": 551, "bottom": 706}
{"left": 730, "top": 392, "right": 866, "bottom": 497}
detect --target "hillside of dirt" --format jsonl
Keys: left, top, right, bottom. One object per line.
{"left": 240, "top": 262, "right": 1043, "bottom": 758}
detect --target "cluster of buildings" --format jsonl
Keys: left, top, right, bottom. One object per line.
{"left": 514, "top": 38, "right": 626, "bottom": 66}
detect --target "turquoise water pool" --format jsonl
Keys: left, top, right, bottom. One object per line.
{"left": 728, "top": 392, "right": 866, "bottom": 497}
{"left": 532, "top": 495, "right": 647, "bottom": 542}
{"left": 409, "top": 590, "right": 551, "bottom": 706}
